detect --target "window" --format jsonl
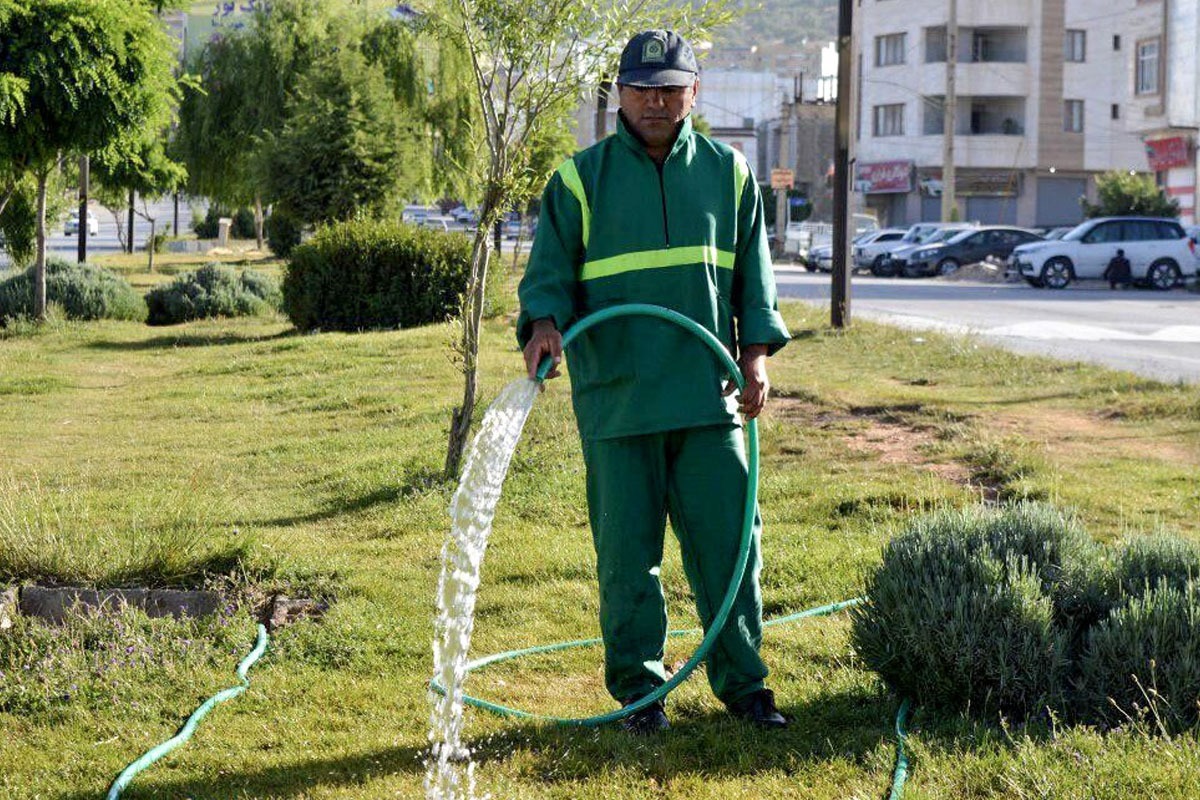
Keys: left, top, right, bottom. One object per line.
{"left": 925, "top": 26, "right": 947, "bottom": 62}
{"left": 876, "top": 33, "right": 906, "bottom": 66}
{"left": 873, "top": 104, "right": 905, "bottom": 136}
{"left": 1111, "top": 104, "right": 1120, "bottom": 120}
{"left": 1064, "top": 100, "right": 1084, "bottom": 133}
{"left": 1137, "top": 38, "right": 1160, "bottom": 94}
{"left": 1065, "top": 30, "right": 1086, "bottom": 62}
{"left": 1113, "top": 34, "right": 1121, "bottom": 51}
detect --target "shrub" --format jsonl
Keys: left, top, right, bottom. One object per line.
{"left": 851, "top": 504, "right": 1078, "bottom": 717}
{"left": 144, "top": 263, "right": 279, "bottom": 326}
{"left": 1077, "top": 580, "right": 1200, "bottom": 732}
{"left": 282, "top": 220, "right": 471, "bottom": 332}
{"left": 0, "top": 258, "right": 146, "bottom": 323}
{"left": 1115, "top": 534, "right": 1200, "bottom": 598}
{"left": 265, "top": 209, "right": 302, "bottom": 258}
{"left": 193, "top": 206, "right": 257, "bottom": 239}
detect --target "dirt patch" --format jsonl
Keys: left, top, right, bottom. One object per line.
{"left": 934, "top": 259, "right": 1019, "bottom": 283}
{"left": 774, "top": 398, "right": 996, "bottom": 498}
{"left": 996, "top": 409, "right": 1200, "bottom": 465}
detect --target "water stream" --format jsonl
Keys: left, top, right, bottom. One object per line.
{"left": 426, "top": 378, "right": 541, "bottom": 800}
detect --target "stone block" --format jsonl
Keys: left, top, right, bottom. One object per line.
{"left": 0, "top": 587, "right": 16, "bottom": 630}
{"left": 18, "top": 586, "right": 221, "bottom": 623}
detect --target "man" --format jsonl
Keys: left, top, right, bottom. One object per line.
{"left": 516, "top": 30, "right": 790, "bottom": 734}
{"left": 1103, "top": 248, "right": 1132, "bottom": 290}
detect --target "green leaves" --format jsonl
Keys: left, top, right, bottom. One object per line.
{"left": 1083, "top": 170, "right": 1181, "bottom": 219}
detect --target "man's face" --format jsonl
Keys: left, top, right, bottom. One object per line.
{"left": 618, "top": 79, "right": 699, "bottom": 150}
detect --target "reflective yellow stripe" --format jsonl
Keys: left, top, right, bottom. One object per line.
{"left": 732, "top": 151, "right": 750, "bottom": 215}
{"left": 580, "top": 245, "right": 735, "bottom": 281}
{"left": 556, "top": 158, "right": 590, "bottom": 249}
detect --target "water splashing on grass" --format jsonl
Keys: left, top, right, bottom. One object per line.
{"left": 426, "top": 378, "right": 540, "bottom": 800}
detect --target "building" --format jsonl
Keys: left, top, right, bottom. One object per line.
{"left": 855, "top": 0, "right": 1161, "bottom": 228}
{"left": 1126, "top": 1, "right": 1200, "bottom": 225}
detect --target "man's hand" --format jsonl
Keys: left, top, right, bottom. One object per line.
{"left": 722, "top": 344, "right": 770, "bottom": 419}
{"left": 523, "top": 318, "right": 563, "bottom": 381}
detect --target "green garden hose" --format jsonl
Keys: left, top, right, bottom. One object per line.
{"left": 433, "top": 304, "right": 914, "bottom": 794}
{"left": 109, "top": 305, "right": 913, "bottom": 797}
{"left": 105, "top": 624, "right": 269, "bottom": 800}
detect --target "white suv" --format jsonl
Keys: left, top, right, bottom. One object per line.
{"left": 1010, "top": 216, "right": 1195, "bottom": 289}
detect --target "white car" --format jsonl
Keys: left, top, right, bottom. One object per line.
{"left": 852, "top": 227, "right": 907, "bottom": 271}
{"left": 64, "top": 211, "right": 99, "bottom": 236}
{"left": 1010, "top": 216, "right": 1195, "bottom": 289}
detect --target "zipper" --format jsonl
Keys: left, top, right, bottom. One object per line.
{"left": 655, "top": 161, "right": 670, "bottom": 247}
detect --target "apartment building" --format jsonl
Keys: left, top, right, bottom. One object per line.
{"left": 855, "top": 0, "right": 1161, "bottom": 228}
{"left": 1128, "top": 1, "right": 1200, "bottom": 224}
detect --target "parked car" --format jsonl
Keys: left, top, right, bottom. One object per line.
{"left": 416, "top": 215, "right": 456, "bottom": 232}
{"left": 1009, "top": 216, "right": 1195, "bottom": 289}
{"left": 785, "top": 213, "right": 878, "bottom": 259}
{"left": 804, "top": 230, "right": 890, "bottom": 272}
{"left": 852, "top": 227, "right": 907, "bottom": 271}
{"left": 64, "top": 210, "right": 99, "bottom": 236}
{"left": 899, "top": 226, "right": 1043, "bottom": 278}
{"left": 402, "top": 204, "right": 439, "bottom": 224}
{"left": 874, "top": 223, "right": 976, "bottom": 277}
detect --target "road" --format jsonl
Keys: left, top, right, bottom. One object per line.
{"left": 0, "top": 197, "right": 202, "bottom": 272}
{"left": 774, "top": 267, "right": 1200, "bottom": 384}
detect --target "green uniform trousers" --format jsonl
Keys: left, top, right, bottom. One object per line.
{"left": 581, "top": 424, "right": 768, "bottom": 706}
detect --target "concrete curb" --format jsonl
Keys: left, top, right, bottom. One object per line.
{"left": 17, "top": 586, "right": 221, "bottom": 624}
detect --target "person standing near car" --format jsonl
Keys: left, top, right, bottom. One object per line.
{"left": 516, "top": 30, "right": 791, "bottom": 734}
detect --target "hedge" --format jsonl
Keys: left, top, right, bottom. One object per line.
{"left": 282, "top": 220, "right": 470, "bottom": 332}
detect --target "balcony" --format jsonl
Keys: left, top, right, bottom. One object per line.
{"left": 918, "top": 60, "right": 1033, "bottom": 98}
{"left": 923, "top": 96, "right": 1028, "bottom": 137}
{"left": 925, "top": 26, "right": 1028, "bottom": 64}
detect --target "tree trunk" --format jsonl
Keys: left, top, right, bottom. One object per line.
{"left": 147, "top": 218, "right": 156, "bottom": 274}
{"left": 254, "top": 195, "right": 264, "bottom": 250}
{"left": 77, "top": 155, "right": 89, "bottom": 264}
{"left": 594, "top": 79, "right": 612, "bottom": 142}
{"left": 127, "top": 188, "right": 135, "bottom": 254}
{"left": 33, "top": 169, "right": 48, "bottom": 321}
{"left": 443, "top": 226, "right": 493, "bottom": 480}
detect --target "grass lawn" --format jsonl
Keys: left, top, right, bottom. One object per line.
{"left": 1, "top": 295, "right": 1199, "bottom": 799}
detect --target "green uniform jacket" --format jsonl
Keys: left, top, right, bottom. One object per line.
{"left": 517, "top": 114, "right": 790, "bottom": 441}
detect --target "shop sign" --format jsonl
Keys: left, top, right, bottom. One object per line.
{"left": 1145, "top": 137, "right": 1192, "bottom": 171}
{"left": 918, "top": 168, "right": 1020, "bottom": 197}
{"left": 855, "top": 160, "right": 913, "bottom": 194}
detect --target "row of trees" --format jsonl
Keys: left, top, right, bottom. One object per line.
{"left": 2, "top": 0, "right": 739, "bottom": 476}
{"left": 174, "top": 0, "right": 479, "bottom": 248}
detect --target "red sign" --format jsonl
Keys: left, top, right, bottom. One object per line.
{"left": 855, "top": 160, "right": 913, "bottom": 194}
{"left": 1145, "top": 137, "right": 1192, "bottom": 171}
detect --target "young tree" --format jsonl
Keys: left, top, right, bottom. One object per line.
{"left": 1082, "top": 171, "right": 1180, "bottom": 219}
{"left": 0, "top": 0, "right": 178, "bottom": 319}
{"left": 437, "top": 0, "right": 736, "bottom": 479}
{"left": 93, "top": 135, "right": 186, "bottom": 272}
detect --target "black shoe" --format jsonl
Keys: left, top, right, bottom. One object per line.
{"left": 727, "top": 688, "right": 789, "bottom": 729}
{"left": 620, "top": 698, "right": 669, "bottom": 735}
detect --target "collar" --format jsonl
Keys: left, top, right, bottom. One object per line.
{"left": 616, "top": 111, "right": 693, "bottom": 162}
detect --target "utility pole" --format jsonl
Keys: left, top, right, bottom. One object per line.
{"left": 77, "top": 155, "right": 88, "bottom": 264}
{"left": 941, "top": 0, "right": 958, "bottom": 221}
{"left": 775, "top": 99, "right": 792, "bottom": 256}
{"left": 831, "top": 0, "right": 854, "bottom": 328}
